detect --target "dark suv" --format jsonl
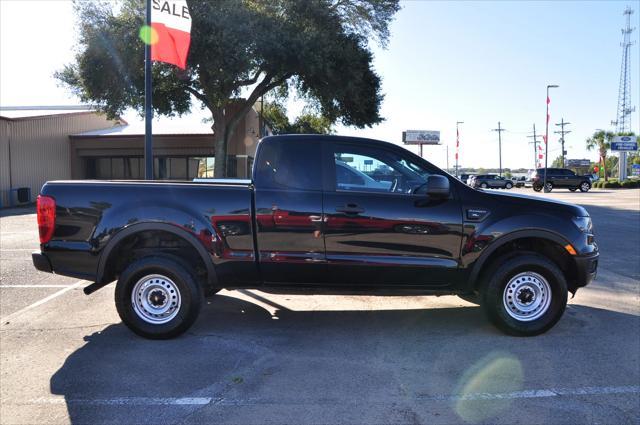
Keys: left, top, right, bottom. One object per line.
{"left": 532, "top": 168, "right": 592, "bottom": 192}
{"left": 472, "top": 174, "right": 513, "bottom": 189}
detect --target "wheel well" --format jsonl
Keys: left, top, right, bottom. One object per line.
{"left": 475, "top": 237, "right": 579, "bottom": 293}
{"left": 101, "top": 230, "right": 209, "bottom": 289}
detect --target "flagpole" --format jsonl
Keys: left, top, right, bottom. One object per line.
{"left": 144, "top": 0, "right": 153, "bottom": 180}
{"left": 544, "top": 84, "right": 558, "bottom": 192}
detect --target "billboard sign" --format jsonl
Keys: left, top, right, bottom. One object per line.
{"left": 611, "top": 135, "right": 638, "bottom": 152}
{"left": 403, "top": 130, "right": 440, "bottom": 145}
{"left": 565, "top": 159, "right": 591, "bottom": 167}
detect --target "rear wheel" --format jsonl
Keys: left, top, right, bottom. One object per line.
{"left": 480, "top": 254, "right": 567, "bottom": 336}
{"left": 115, "top": 256, "right": 203, "bottom": 339}
{"left": 579, "top": 181, "right": 591, "bottom": 192}
{"left": 532, "top": 185, "right": 542, "bottom": 192}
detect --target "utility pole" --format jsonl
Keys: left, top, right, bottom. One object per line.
{"left": 554, "top": 118, "right": 571, "bottom": 167}
{"left": 456, "top": 121, "right": 464, "bottom": 177}
{"left": 446, "top": 145, "right": 449, "bottom": 173}
{"left": 526, "top": 123, "right": 540, "bottom": 170}
{"left": 491, "top": 122, "right": 506, "bottom": 176}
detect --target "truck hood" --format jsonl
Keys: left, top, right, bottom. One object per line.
{"left": 480, "top": 189, "right": 589, "bottom": 217}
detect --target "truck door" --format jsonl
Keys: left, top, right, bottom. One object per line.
{"left": 253, "top": 138, "right": 327, "bottom": 284}
{"left": 322, "top": 141, "right": 463, "bottom": 287}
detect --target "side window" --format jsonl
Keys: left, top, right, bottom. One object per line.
{"left": 254, "top": 139, "right": 322, "bottom": 191}
{"left": 333, "top": 144, "right": 430, "bottom": 194}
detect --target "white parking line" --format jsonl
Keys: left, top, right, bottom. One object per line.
{"left": 0, "top": 280, "right": 87, "bottom": 323}
{"left": 5, "top": 385, "right": 638, "bottom": 406}
{"left": 0, "top": 285, "right": 77, "bottom": 288}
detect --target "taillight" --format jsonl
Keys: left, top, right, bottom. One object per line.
{"left": 37, "top": 195, "right": 56, "bottom": 244}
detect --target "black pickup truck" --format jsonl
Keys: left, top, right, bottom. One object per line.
{"left": 33, "top": 135, "right": 598, "bottom": 339}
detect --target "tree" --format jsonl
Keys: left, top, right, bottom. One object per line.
{"left": 262, "top": 101, "right": 333, "bottom": 134}
{"left": 586, "top": 130, "right": 614, "bottom": 181}
{"left": 57, "top": 0, "right": 400, "bottom": 177}
{"left": 551, "top": 155, "right": 564, "bottom": 168}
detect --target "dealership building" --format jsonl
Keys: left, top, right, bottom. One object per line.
{"left": 0, "top": 105, "right": 266, "bottom": 207}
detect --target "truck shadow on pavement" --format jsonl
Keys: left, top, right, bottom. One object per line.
{"left": 49, "top": 294, "right": 640, "bottom": 425}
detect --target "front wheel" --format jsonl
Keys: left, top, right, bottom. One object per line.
{"left": 115, "top": 256, "right": 203, "bottom": 339}
{"left": 505, "top": 182, "right": 513, "bottom": 189}
{"left": 579, "top": 181, "right": 591, "bottom": 192}
{"left": 480, "top": 254, "right": 567, "bottom": 336}
{"left": 544, "top": 182, "right": 553, "bottom": 192}
{"left": 532, "top": 185, "right": 542, "bottom": 192}
{"left": 480, "top": 182, "right": 488, "bottom": 189}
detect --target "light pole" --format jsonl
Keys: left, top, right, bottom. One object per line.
{"left": 456, "top": 121, "right": 464, "bottom": 177}
{"left": 544, "top": 84, "right": 559, "bottom": 192}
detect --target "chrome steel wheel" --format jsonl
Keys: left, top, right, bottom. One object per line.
{"left": 502, "top": 272, "right": 552, "bottom": 322}
{"left": 131, "top": 274, "right": 182, "bottom": 324}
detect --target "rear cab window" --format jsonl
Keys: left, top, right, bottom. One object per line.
{"left": 254, "top": 138, "right": 322, "bottom": 191}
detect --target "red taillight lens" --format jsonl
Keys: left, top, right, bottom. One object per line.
{"left": 37, "top": 195, "right": 56, "bottom": 244}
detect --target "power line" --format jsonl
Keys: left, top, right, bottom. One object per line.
{"left": 554, "top": 118, "right": 571, "bottom": 167}
{"left": 526, "top": 123, "right": 540, "bottom": 170}
{"left": 491, "top": 122, "right": 506, "bottom": 176}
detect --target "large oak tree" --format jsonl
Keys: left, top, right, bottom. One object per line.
{"left": 57, "top": 0, "right": 399, "bottom": 177}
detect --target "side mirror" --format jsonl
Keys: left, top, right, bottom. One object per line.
{"left": 426, "top": 175, "right": 450, "bottom": 197}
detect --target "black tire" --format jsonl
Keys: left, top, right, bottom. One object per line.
{"left": 115, "top": 256, "right": 203, "bottom": 339}
{"left": 569, "top": 187, "right": 577, "bottom": 192}
{"left": 480, "top": 254, "right": 567, "bottom": 336}
{"left": 579, "top": 181, "right": 591, "bottom": 192}
{"left": 532, "top": 185, "right": 542, "bottom": 192}
{"left": 505, "top": 182, "right": 513, "bottom": 189}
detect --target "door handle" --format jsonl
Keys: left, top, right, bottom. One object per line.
{"left": 336, "top": 204, "right": 365, "bottom": 214}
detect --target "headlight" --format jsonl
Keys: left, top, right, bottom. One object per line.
{"left": 572, "top": 216, "right": 592, "bottom": 233}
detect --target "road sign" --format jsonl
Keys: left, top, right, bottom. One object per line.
{"left": 632, "top": 164, "right": 640, "bottom": 176}
{"left": 402, "top": 130, "right": 440, "bottom": 145}
{"left": 364, "top": 159, "right": 373, "bottom": 165}
{"left": 611, "top": 136, "right": 638, "bottom": 152}
{"left": 565, "top": 159, "right": 591, "bottom": 167}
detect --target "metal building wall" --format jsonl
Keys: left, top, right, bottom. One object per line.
{"left": 0, "top": 120, "right": 11, "bottom": 206}
{"left": 0, "top": 113, "right": 116, "bottom": 206}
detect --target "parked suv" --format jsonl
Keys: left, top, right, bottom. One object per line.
{"left": 472, "top": 174, "right": 513, "bottom": 189}
{"left": 532, "top": 168, "right": 592, "bottom": 192}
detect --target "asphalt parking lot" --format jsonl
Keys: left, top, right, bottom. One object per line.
{"left": 1, "top": 188, "right": 638, "bottom": 424}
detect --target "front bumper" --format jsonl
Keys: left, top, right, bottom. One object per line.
{"left": 32, "top": 251, "right": 52, "bottom": 273}
{"left": 573, "top": 253, "right": 599, "bottom": 289}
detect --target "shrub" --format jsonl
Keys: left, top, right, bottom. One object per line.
{"left": 621, "top": 179, "right": 639, "bottom": 188}
{"left": 603, "top": 180, "right": 621, "bottom": 188}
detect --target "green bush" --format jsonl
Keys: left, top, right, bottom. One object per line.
{"left": 621, "top": 179, "right": 639, "bottom": 188}
{"left": 603, "top": 180, "right": 621, "bottom": 188}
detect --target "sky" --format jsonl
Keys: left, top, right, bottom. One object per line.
{"left": 1, "top": 0, "right": 639, "bottom": 170}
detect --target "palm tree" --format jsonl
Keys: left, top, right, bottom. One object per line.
{"left": 586, "top": 130, "right": 614, "bottom": 181}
